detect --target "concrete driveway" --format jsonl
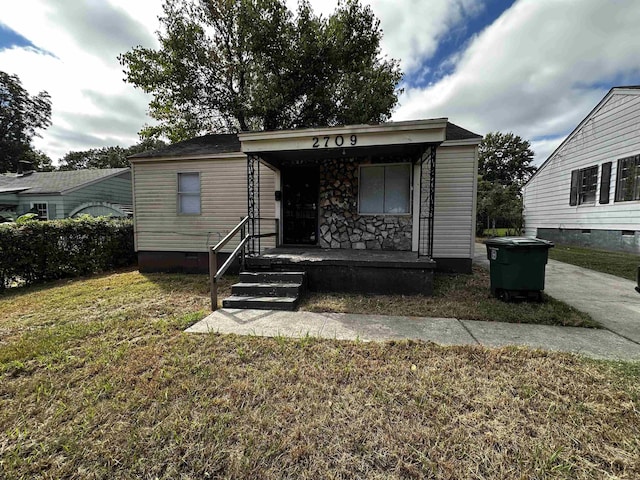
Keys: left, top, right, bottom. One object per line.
{"left": 474, "top": 243, "right": 640, "bottom": 344}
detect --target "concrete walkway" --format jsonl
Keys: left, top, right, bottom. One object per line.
{"left": 187, "top": 309, "right": 640, "bottom": 361}
{"left": 474, "top": 243, "right": 640, "bottom": 344}
{"left": 185, "top": 246, "right": 640, "bottom": 362}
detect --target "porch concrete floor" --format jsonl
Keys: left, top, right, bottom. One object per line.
{"left": 186, "top": 310, "right": 640, "bottom": 361}
{"left": 249, "top": 247, "right": 436, "bottom": 267}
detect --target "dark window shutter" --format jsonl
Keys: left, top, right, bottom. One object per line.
{"left": 570, "top": 170, "right": 579, "bottom": 206}
{"left": 599, "top": 162, "right": 611, "bottom": 204}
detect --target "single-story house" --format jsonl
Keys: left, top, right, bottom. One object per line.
{"left": 523, "top": 86, "right": 640, "bottom": 253}
{"left": 130, "top": 118, "right": 481, "bottom": 308}
{"left": 0, "top": 168, "right": 133, "bottom": 221}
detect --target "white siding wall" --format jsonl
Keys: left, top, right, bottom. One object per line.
{"left": 426, "top": 144, "right": 477, "bottom": 259}
{"left": 524, "top": 92, "right": 640, "bottom": 235}
{"left": 133, "top": 156, "right": 275, "bottom": 253}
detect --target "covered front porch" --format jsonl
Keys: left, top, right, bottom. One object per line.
{"left": 240, "top": 119, "right": 443, "bottom": 260}
{"left": 208, "top": 119, "right": 479, "bottom": 311}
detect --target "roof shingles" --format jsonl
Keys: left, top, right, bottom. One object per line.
{"left": 130, "top": 121, "right": 481, "bottom": 160}
{"left": 0, "top": 168, "right": 129, "bottom": 195}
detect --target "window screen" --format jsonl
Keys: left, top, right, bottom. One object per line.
{"left": 615, "top": 154, "right": 640, "bottom": 202}
{"left": 359, "top": 164, "right": 411, "bottom": 214}
{"left": 578, "top": 165, "right": 598, "bottom": 205}
{"left": 178, "top": 173, "right": 201, "bottom": 214}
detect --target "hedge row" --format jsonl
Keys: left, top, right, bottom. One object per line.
{"left": 0, "top": 217, "right": 135, "bottom": 290}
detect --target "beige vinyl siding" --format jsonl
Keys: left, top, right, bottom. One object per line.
{"left": 425, "top": 144, "right": 477, "bottom": 259}
{"left": 133, "top": 156, "right": 275, "bottom": 253}
{"left": 62, "top": 173, "right": 132, "bottom": 217}
{"left": 524, "top": 92, "right": 640, "bottom": 236}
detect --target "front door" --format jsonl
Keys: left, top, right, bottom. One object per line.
{"left": 282, "top": 166, "right": 318, "bottom": 245}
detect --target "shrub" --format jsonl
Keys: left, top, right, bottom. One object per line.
{"left": 0, "top": 216, "right": 135, "bottom": 290}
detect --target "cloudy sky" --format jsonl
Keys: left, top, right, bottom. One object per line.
{"left": 1, "top": 0, "right": 640, "bottom": 165}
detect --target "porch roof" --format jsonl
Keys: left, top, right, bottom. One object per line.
{"left": 238, "top": 119, "right": 481, "bottom": 166}
{"left": 238, "top": 118, "right": 448, "bottom": 158}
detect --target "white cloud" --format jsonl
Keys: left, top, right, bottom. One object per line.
{"left": 368, "top": 0, "right": 482, "bottom": 73}
{"left": 287, "top": 0, "right": 482, "bottom": 73}
{"left": 394, "top": 0, "right": 640, "bottom": 163}
{"left": 2, "top": 0, "right": 640, "bottom": 168}
{"left": 0, "top": 0, "right": 162, "bottom": 163}
{"left": 2, "top": 0, "right": 481, "bottom": 163}
{"left": 530, "top": 136, "right": 565, "bottom": 167}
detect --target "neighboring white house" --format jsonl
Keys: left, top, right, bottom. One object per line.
{"left": 129, "top": 119, "right": 481, "bottom": 279}
{"left": 523, "top": 86, "right": 640, "bottom": 253}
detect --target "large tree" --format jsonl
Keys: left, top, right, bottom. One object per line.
{"left": 477, "top": 132, "right": 536, "bottom": 235}
{"left": 119, "top": 0, "right": 402, "bottom": 141}
{"left": 58, "top": 139, "right": 167, "bottom": 170}
{"left": 478, "top": 132, "right": 537, "bottom": 190}
{"left": 22, "top": 148, "right": 54, "bottom": 172}
{"left": 0, "top": 71, "right": 52, "bottom": 173}
{"left": 476, "top": 178, "right": 524, "bottom": 235}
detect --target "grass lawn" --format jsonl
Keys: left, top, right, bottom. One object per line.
{"left": 1, "top": 270, "right": 637, "bottom": 478}
{"left": 302, "top": 266, "right": 596, "bottom": 328}
{"left": 548, "top": 244, "right": 640, "bottom": 281}
{"left": 481, "top": 228, "right": 519, "bottom": 237}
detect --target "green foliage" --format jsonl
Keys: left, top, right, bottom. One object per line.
{"left": 477, "top": 178, "right": 524, "bottom": 235}
{"left": 0, "top": 216, "right": 135, "bottom": 290}
{"left": 479, "top": 132, "right": 537, "bottom": 190}
{"left": 119, "top": 0, "right": 402, "bottom": 141}
{"left": 15, "top": 213, "right": 38, "bottom": 224}
{"left": 58, "top": 139, "right": 167, "bottom": 170}
{"left": 21, "top": 147, "right": 54, "bottom": 172}
{"left": 477, "top": 132, "right": 536, "bottom": 235}
{"left": 0, "top": 71, "right": 52, "bottom": 173}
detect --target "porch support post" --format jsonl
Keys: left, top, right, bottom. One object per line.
{"left": 418, "top": 144, "right": 438, "bottom": 258}
{"left": 428, "top": 145, "right": 436, "bottom": 258}
{"left": 247, "top": 154, "right": 261, "bottom": 256}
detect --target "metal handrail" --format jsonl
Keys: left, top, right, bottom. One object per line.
{"left": 209, "top": 216, "right": 248, "bottom": 310}
{"left": 212, "top": 216, "right": 248, "bottom": 253}
{"left": 208, "top": 216, "right": 279, "bottom": 310}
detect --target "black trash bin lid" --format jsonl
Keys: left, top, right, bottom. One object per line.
{"left": 484, "top": 236, "right": 554, "bottom": 248}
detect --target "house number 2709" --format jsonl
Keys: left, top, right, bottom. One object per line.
{"left": 312, "top": 135, "right": 357, "bottom": 148}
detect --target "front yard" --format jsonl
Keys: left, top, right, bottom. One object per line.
{"left": 548, "top": 244, "right": 640, "bottom": 281}
{"left": 302, "top": 266, "right": 595, "bottom": 327}
{"left": 1, "top": 269, "right": 638, "bottom": 478}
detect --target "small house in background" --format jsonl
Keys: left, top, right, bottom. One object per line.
{"left": 523, "top": 87, "right": 640, "bottom": 253}
{"left": 0, "top": 168, "right": 133, "bottom": 221}
{"left": 130, "top": 118, "right": 481, "bottom": 308}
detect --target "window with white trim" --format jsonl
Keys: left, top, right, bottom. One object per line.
{"left": 177, "top": 172, "right": 201, "bottom": 214}
{"left": 31, "top": 202, "right": 48, "bottom": 220}
{"left": 359, "top": 163, "right": 411, "bottom": 214}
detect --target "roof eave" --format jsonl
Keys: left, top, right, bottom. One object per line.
{"left": 238, "top": 118, "right": 449, "bottom": 142}
{"left": 129, "top": 151, "right": 247, "bottom": 163}
{"left": 525, "top": 86, "right": 640, "bottom": 187}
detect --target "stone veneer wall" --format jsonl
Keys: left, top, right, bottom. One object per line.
{"left": 317, "top": 158, "right": 412, "bottom": 250}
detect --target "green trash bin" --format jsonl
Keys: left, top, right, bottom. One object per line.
{"left": 484, "top": 237, "right": 554, "bottom": 301}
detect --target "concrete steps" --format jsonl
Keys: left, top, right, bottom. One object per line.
{"left": 222, "top": 271, "right": 306, "bottom": 311}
